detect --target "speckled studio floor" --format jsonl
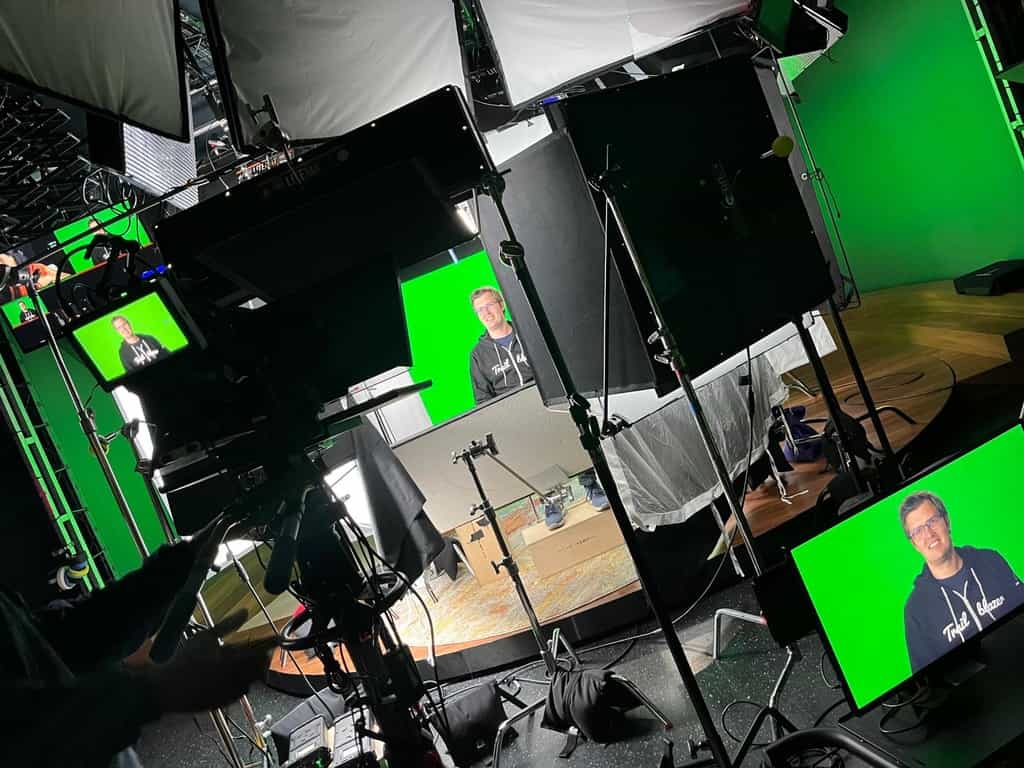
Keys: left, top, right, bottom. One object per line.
{"left": 135, "top": 579, "right": 866, "bottom": 768}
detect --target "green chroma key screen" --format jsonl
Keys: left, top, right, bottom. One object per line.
{"left": 792, "top": 426, "right": 1024, "bottom": 710}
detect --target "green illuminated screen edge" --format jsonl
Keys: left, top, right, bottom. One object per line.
{"left": 72, "top": 292, "right": 189, "bottom": 382}
{"left": 792, "top": 426, "right": 1024, "bottom": 709}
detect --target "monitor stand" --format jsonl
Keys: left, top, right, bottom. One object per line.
{"left": 840, "top": 614, "right": 1024, "bottom": 767}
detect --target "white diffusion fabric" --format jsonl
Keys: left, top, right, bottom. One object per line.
{"left": 0, "top": 0, "right": 189, "bottom": 139}
{"left": 603, "top": 355, "right": 787, "bottom": 531}
{"left": 478, "top": 0, "right": 634, "bottom": 107}
{"left": 477, "top": 0, "right": 749, "bottom": 106}
{"left": 626, "top": 0, "right": 751, "bottom": 59}
{"left": 213, "top": 0, "right": 465, "bottom": 142}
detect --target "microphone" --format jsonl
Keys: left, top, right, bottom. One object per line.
{"left": 264, "top": 499, "right": 303, "bottom": 595}
{"left": 761, "top": 135, "right": 796, "bottom": 160}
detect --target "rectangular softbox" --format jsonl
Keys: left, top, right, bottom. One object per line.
{"left": 476, "top": 0, "right": 749, "bottom": 107}
{"left": 203, "top": 0, "right": 466, "bottom": 145}
{"left": 0, "top": 1, "right": 190, "bottom": 140}
{"left": 553, "top": 55, "right": 835, "bottom": 379}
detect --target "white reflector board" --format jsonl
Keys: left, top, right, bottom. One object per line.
{"left": 209, "top": 0, "right": 465, "bottom": 143}
{"left": 0, "top": 0, "right": 190, "bottom": 140}
{"left": 478, "top": 0, "right": 750, "bottom": 106}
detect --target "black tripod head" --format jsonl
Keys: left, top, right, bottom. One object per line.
{"left": 452, "top": 432, "right": 499, "bottom": 464}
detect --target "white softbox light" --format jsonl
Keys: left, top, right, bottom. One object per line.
{"left": 0, "top": 1, "right": 190, "bottom": 140}
{"left": 477, "top": 0, "right": 750, "bottom": 107}
{"left": 206, "top": 0, "right": 465, "bottom": 144}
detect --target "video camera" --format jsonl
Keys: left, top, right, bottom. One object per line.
{"left": 57, "top": 85, "right": 494, "bottom": 767}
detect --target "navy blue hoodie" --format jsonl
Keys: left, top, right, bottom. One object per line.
{"left": 904, "top": 545, "right": 1024, "bottom": 673}
{"left": 469, "top": 328, "right": 534, "bottom": 404}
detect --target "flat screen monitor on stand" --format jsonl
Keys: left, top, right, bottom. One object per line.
{"left": 792, "top": 425, "right": 1024, "bottom": 766}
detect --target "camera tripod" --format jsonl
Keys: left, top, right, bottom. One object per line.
{"left": 454, "top": 434, "right": 671, "bottom": 768}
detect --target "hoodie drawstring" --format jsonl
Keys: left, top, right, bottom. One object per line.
{"left": 493, "top": 343, "right": 507, "bottom": 389}
{"left": 940, "top": 587, "right": 964, "bottom": 643}
{"left": 971, "top": 567, "right": 990, "bottom": 615}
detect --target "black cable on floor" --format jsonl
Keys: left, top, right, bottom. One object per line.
{"left": 812, "top": 697, "right": 848, "bottom": 728}
{"left": 819, "top": 650, "right": 841, "bottom": 690}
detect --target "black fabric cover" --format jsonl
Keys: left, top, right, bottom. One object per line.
{"left": 431, "top": 681, "right": 513, "bottom": 767}
{"left": 434, "top": 538, "right": 460, "bottom": 581}
{"left": 322, "top": 420, "right": 443, "bottom": 583}
{"left": 541, "top": 668, "right": 639, "bottom": 743}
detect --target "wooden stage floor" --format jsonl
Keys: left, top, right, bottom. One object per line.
{"left": 250, "top": 281, "right": 1024, "bottom": 679}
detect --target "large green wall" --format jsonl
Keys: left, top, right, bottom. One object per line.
{"left": 790, "top": 0, "right": 1024, "bottom": 292}
{"left": 18, "top": 341, "right": 169, "bottom": 577}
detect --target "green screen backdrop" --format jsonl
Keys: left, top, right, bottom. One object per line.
{"left": 72, "top": 293, "right": 189, "bottom": 382}
{"left": 400, "top": 251, "right": 501, "bottom": 425}
{"left": 13, "top": 337, "right": 170, "bottom": 577}
{"left": 782, "top": 0, "right": 1024, "bottom": 292}
{"left": 53, "top": 203, "right": 152, "bottom": 274}
{"left": 793, "top": 426, "right": 1024, "bottom": 709}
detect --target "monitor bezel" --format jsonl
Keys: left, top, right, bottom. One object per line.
{"left": 66, "top": 280, "right": 205, "bottom": 391}
{"left": 791, "top": 421, "right": 1024, "bottom": 714}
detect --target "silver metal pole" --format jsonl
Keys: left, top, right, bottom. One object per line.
{"left": 603, "top": 192, "right": 763, "bottom": 576}
{"left": 27, "top": 284, "right": 150, "bottom": 556}
{"left": 196, "top": 592, "right": 255, "bottom": 768}
{"left": 463, "top": 452, "right": 558, "bottom": 675}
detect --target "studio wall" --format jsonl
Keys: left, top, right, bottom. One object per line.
{"left": 788, "top": 0, "right": 1024, "bottom": 292}
{"left": 18, "top": 341, "right": 169, "bottom": 577}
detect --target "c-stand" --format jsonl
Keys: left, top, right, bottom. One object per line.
{"left": 454, "top": 434, "right": 671, "bottom": 767}
{"left": 478, "top": 169, "right": 734, "bottom": 767}
{"left": 589, "top": 167, "right": 803, "bottom": 762}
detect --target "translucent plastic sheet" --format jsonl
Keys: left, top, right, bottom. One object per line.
{"left": 603, "top": 355, "right": 787, "bottom": 530}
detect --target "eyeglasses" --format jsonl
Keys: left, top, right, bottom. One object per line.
{"left": 907, "top": 514, "right": 946, "bottom": 541}
{"left": 474, "top": 301, "right": 502, "bottom": 315}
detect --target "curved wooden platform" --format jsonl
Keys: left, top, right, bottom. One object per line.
{"left": 243, "top": 281, "right": 1024, "bottom": 692}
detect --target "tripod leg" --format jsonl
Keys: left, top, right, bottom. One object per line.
{"left": 492, "top": 697, "right": 546, "bottom": 768}
{"left": 553, "top": 628, "right": 581, "bottom": 666}
{"left": 713, "top": 609, "right": 766, "bottom": 661}
{"left": 608, "top": 673, "right": 672, "bottom": 729}
{"left": 708, "top": 498, "right": 745, "bottom": 577}
{"left": 732, "top": 706, "right": 800, "bottom": 768}
{"left": 768, "top": 646, "right": 800, "bottom": 741}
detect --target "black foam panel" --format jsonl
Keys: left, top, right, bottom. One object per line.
{"left": 477, "top": 131, "right": 668, "bottom": 406}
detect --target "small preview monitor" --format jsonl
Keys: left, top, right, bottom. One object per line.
{"left": 70, "top": 288, "right": 194, "bottom": 389}
{"left": 791, "top": 425, "right": 1024, "bottom": 712}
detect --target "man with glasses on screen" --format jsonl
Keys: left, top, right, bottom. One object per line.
{"left": 469, "top": 286, "right": 534, "bottom": 404}
{"left": 112, "top": 315, "right": 168, "bottom": 372}
{"left": 467, "top": 287, "right": 608, "bottom": 529}
{"left": 901, "top": 491, "right": 1024, "bottom": 672}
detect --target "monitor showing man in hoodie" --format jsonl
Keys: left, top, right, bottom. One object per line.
{"left": 71, "top": 291, "right": 190, "bottom": 384}
{"left": 900, "top": 491, "right": 1023, "bottom": 673}
{"left": 469, "top": 286, "right": 535, "bottom": 404}
{"left": 791, "top": 425, "right": 1024, "bottom": 710}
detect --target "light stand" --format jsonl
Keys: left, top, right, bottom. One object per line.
{"left": 26, "top": 285, "right": 265, "bottom": 768}
{"left": 27, "top": 282, "right": 150, "bottom": 556}
{"left": 591, "top": 172, "right": 803, "bottom": 759}
{"left": 478, "top": 171, "right": 732, "bottom": 768}
{"left": 454, "top": 434, "right": 671, "bottom": 768}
